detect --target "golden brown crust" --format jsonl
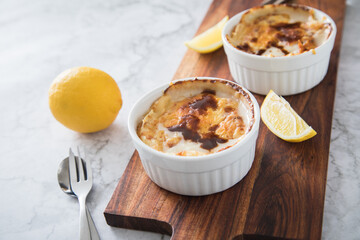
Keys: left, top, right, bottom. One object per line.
{"left": 227, "top": 4, "right": 332, "bottom": 57}
{"left": 137, "top": 79, "right": 255, "bottom": 156}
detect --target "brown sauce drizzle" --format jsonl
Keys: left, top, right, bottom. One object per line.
{"left": 188, "top": 93, "right": 217, "bottom": 114}
{"left": 266, "top": 40, "right": 289, "bottom": 55}
{"left": 250, "top": 37, "right": 258, "bottom": 43}
{"left": 202, "top": 89, "right": 216, "bottom": 95}
{"left": 273, "top": 22, "right": 303, "bottom": 43}
{"left": 224, "top": 106, "right": 235, "bottom": 112}
{"left": 168, "top": 93, "right": 229, "bottom": 150}
{"left": 236, "top": 43, "right": 252, "bottom": 53}
{"left": 271, "top": 22, "right": 302, "bottom": 30}
{"left": 199, "top": 132, "right": 228, "bottom": 150}
{"left": 168, "top": 115, "right": 201, "bottom": 142}
{"left": 256, "top": 49, "right": 266, "bottom": 55}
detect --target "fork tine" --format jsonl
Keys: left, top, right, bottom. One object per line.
{"left": 69, "top": 148, "right": 78, "bottom": 183}
{"left": 77, "top": 150, "right": 86, "bottom": 182}
{"left": 83, "top": 148, "right": 92, "bottom": 182}
{"left": 77, "top": 146, "right": 82, "bottom": 160}
{"left": 273, "top": 0, "right": 287, "bottom": 5}
{"left": 77, "top": 146, "right": 88, "bottom": 181}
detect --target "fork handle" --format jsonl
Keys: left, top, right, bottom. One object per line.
{"left": 79, "top": 196, "right": 91, "bottom": 240}
{"left": 86, "top": 205, "right": 100, "bottom": 240}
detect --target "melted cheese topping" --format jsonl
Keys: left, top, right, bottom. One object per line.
{"left": 137, "top": 80, "right": 254, "bottom": 156}
{"left": 227, "top": 4, "right": 332, "bottom": 57}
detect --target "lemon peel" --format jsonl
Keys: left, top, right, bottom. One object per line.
{"left": 185, "top": 15, "right": 229, "bottom": 54}
{"left": 260, "top": 90, "right": 316, "bottom": 142}
{"left": 49, "top": 67, "right": 122, "bottom": 133}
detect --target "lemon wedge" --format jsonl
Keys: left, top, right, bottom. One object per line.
{"left": 185, "top": 15, "right": 229, "bottom": 54}
{"left": 260, "top": 90, "right": 317, "bottom": 142}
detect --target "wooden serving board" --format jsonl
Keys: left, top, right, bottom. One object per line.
{"left": 104, "top": 0, "right": 345, "bottom": 239}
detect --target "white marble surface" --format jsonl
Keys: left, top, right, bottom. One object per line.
{"left": 0, "top": 0, "right": 358, "bottom": 239}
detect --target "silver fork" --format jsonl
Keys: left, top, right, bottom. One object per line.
{"left": 261, "top": 0, "right": 292, "bottom": 5}
{"left": 69, "top": 147, "right": 95, "bottom": 240}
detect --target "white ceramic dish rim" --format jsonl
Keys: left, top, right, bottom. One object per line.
{"left": 221, "top": 4, "right": 337, "bottom": 62}
{"left": 128, "top": 77, "right": 260, "bottom": 164}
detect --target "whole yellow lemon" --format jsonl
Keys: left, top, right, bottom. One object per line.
{"left": 49, "top": 67, "right": 122, "bottom": 133}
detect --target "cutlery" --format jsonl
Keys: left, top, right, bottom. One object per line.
{"left": 57, "top": 155, "right": 100, "bottom": 240}
{"left": 68, "top": 147, "right": 99, "bottom": 240}
{"left": 261, "top": 0, "right": 292, "bottom": 5}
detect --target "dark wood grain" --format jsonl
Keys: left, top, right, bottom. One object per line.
{"left": 104, "top": 0, "right": 345, "bottom": 239}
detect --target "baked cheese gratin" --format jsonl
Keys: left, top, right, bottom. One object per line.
{"left": 137, "top": 79, "right": 255, "bottom": 156}
{"left": 226, "top": 4, "right": 332, "bottom": 57}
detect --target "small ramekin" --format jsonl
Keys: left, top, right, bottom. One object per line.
{"left": 222, "top": 5, "right": 337, "bottom": 96}
{"left": 128, "top": 77, "right": 260, "bottom": 196}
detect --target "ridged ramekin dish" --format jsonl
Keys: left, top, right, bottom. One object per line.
{"left": 222, "top": 5, "right": 337, "bottom": 96}
{"left": 128, "top": 77, "right": 260, "bottom": 196}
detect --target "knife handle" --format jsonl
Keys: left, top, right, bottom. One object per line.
{"left": 86, "top": 205, "right": 101, "bottom": 240}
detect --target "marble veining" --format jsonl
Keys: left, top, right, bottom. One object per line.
{"left": 0, "top": 0, "right": 359, "bottom": 239}
{"left": 322, "top": 1, "right": 360, "bottom": 239}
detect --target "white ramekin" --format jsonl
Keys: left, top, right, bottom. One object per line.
{"left": 222, "top": 5, "right": 337, "bottom": 96}
{"left": 128, "top": 77, "right": 260, "bottom": 196}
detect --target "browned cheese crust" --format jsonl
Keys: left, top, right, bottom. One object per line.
{"left": 137, "top": 79, "right": 255, "bottom": 156}
{"left": 227, "top": 4, "right": 332, "bottom": 56}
